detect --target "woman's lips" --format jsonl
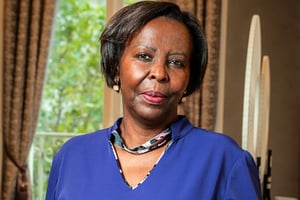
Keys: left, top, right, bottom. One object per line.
{"left": 141, "top": 91, "right": 167, "bottom": 104}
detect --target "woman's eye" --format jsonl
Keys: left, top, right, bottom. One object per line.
{"left": 137, "top": 53, "right": 152, "bottom": 62}
{"left": 169, "top": 59, "right": 184, "bottom": 68}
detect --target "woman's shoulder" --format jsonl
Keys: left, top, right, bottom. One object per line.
{"left": 172, "top": 116, "right": 238, "bottom": 145}
{"left": 182, "top": 126, "right": 250, "bottom": 161}
{"left": 55, "top": 128, "right": 111, "bottom": 156}
{"left": 183, "top": 127, "right": 257, "bottom": 172}
{"left": 199, "top": 127, "right": 243, "bottom": 148}
{"left": 190, "top": 127, "right": 239, "bottom": 148}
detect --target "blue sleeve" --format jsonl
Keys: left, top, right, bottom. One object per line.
{"left": 46, "top": 154, "right": 60, "bottom": 200}
{"left": 224, "top": 151, "right": 262, "bottom": 200}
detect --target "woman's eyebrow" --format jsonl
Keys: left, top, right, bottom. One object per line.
{"left": 134, "top": 44, "right": 157, "bottom": 52}
{"left": 168, "top": 52, "right": 187, "bottom": 57}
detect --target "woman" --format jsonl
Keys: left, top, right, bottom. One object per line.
{"left": 46, "top": 1, "right": 262, "bottom": 199}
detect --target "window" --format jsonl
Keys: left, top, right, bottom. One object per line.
{"left": 29, "top": 0, "right": 140, "bottom": 199}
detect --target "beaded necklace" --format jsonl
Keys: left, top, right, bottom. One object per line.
{"left": 111, "top": 128, "right": 172, "bottom": 154}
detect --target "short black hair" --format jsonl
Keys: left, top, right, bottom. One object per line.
{"left": 100, "top": 1, "right": 207, "bottom": 96}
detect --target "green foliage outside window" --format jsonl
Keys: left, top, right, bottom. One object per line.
{"left": 125, "top": 0, "right": 142, "bottom": 5}
{"left": 37, "top": 0, "right": 106, "bottom": 134}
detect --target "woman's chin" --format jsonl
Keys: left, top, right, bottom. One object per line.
{"left": 131, "top": 107, "right": 177, "bottom": 125}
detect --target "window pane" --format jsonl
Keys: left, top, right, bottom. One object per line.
{"left": 37, "top": 0, "right": 106, "bottom": 134}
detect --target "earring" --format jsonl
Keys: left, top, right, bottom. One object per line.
{"left": 180, "top": 91, "right": 187, "bottom": 103}
{"left": 181, "top": 96, "right": 186, "bottom": 103}
{"left": 113, "top": 84, "right": 119, "bottom": 92}
{"left": 113, "top": 76, "right": 120, "bottom": 92}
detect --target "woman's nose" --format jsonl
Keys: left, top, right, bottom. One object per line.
{"left": 148, "top": 61, "right": 169, "bottom": 82}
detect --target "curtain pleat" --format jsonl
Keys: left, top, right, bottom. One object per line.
{"left": 201, "top": 0, "right": 221, "bottom": 130}
{"left": 2, "top": 0, "right": 55, "bottom": 199}
{"left": 168, "top": 0, "right": 221, "bottom": 130}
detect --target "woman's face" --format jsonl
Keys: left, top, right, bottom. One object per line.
{"left": 119, "top": 16, "right": 192, "bottom": 125}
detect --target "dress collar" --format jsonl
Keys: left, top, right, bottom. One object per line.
{"left": 108, "top": 115, "right": 194, "bottom": 142}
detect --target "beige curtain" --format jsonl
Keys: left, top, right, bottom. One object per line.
{"left": 1, "top": 0, "right": 55, "bottom": 199}
{"left": 168, "top": 0, "right": 221, "bottom": 130}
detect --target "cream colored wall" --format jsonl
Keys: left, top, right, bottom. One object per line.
{"left": 223, "top": 0, "right": 300, "bottom": 198}
{"left": 215, "top": 0, "right": 228, "bottom": 132}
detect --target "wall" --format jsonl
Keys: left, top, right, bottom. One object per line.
{"left": 223, "top": 0, "right": 300, "bottom": 198}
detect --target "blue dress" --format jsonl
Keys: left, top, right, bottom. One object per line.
{"left": 46, "top": 116, "right": 262, "bottom": 199}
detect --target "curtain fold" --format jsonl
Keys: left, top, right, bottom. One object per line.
{"left": 2, "top": 0, "right": 55, "bottom": 199}
{"left": 201, "top": 0, "right": 221, "bottom": 130}
{"left": 168, "top": 0, "right": 221, "bottom": 130}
